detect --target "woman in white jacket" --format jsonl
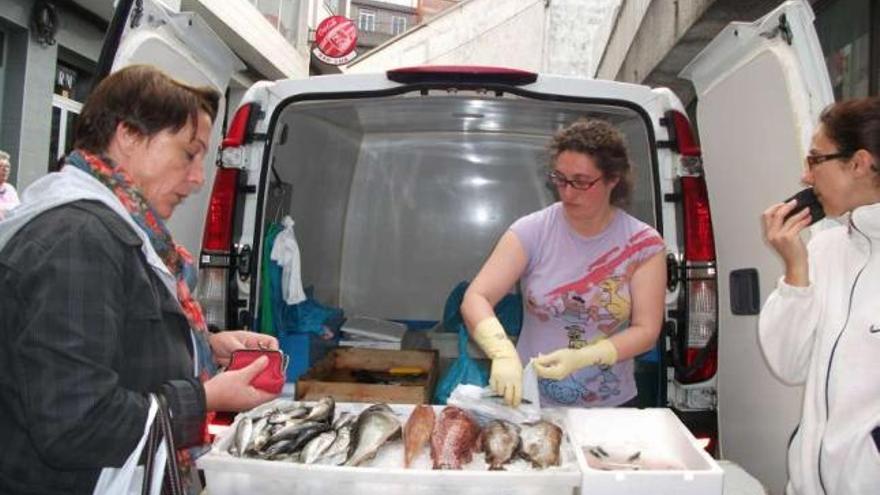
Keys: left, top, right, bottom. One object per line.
{"left": 760, "top": 96, "right": 880, "bottom": 495}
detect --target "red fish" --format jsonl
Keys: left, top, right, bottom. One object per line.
{"left": 430, "top": 406, "right": 481, "bottom": 470}
{"left": 403, "top": 404, "right": 436, "bottom": 468}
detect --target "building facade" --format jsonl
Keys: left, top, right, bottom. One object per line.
{"left": 0, "top": 0, "right": 317, "bottom": 193}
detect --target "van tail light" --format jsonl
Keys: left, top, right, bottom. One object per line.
{"left": 671, "top": 111, "right": 718, "bottom": 385}
{"left": 196, "top": 167, "right": 240, "bottom": 330}
{"left": 222, "top": 103, "right": 257, "bottom": 149}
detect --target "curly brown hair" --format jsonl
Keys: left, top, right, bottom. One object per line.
{"left": 548, "top": 118, "right": 633, "bottom": 206}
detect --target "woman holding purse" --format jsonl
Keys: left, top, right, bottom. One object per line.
{"left": 0, "top": 65, "right": 280, "bottom": 494}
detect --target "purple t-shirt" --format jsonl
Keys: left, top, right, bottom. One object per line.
{"left": 510, "top": 202, "right": 664, "bottom": 407}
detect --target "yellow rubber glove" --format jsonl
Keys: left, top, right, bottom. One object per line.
{"left": 532, "top": 339, "right": 618, "bottom": 380}
{"left": 472, "top": 317, "right": 522, "bottom": 407}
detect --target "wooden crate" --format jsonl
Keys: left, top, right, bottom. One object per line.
{"left": 295, "top": 348, "right": 439, "bottom": 404}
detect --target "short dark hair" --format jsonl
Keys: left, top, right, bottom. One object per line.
{"left": 74, "top": 65, "right": 220, "bottom": 154}
{"left": 819, "top": 96, "right": 880, "bottom": 177}
{"left": 548, "top": 118, "right": 633, "bottom": 206}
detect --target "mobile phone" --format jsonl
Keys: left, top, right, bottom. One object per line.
{"left": 783, "top": 187, "right": 825, "bottom": 225}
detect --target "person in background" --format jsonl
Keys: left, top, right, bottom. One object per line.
{"left": 0, "top": 150, "right": 20, "bottom": 219}
{"left": 461, "top": 118, "right": 666, "bottom": 407}
{"left": 759, "top": 96, "right": 880, "bottom": 495}
{"left": 0, "top": 65, "right": 280, "bottom": 494}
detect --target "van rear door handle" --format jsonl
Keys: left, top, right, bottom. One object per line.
{"left": 729, "top": 268, "right": 760, "bottom": 315}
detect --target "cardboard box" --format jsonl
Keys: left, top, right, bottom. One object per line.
{"left": 296, "top": 348, "right": 439, "bottom": 404}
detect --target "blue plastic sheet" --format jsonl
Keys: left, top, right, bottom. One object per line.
{"left": 442, "top": 281, "right": 522, "bottom": 336}
{"left": 433, "top": 324, "right": 489, "bottom": 404}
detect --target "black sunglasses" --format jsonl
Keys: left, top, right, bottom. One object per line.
{"left": 547, "top": 171, "right": 602, "bottom": 191}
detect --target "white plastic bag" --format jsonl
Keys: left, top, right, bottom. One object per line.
{"left": 447, "top": 362, "right": 542, "bottom": 424}
{"left": 92, "top": 395, "right": 168, "bottom": 495}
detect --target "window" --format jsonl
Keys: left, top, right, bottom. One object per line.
{"left": 392, "top": 16, "right": 407, "bottom": 35}
{"left": 324, "top": 0, "right": 341, "bottom": 14}
{"left": 253, "top": 0, "right": 303, "bottom": 47}
{"left": 815, "top": 0, "right": 876, "bottom": 98}
{"left": 358, "top": 9, "right": 376, "bottom": 32}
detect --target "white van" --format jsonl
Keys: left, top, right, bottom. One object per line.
{"left": 101, "top": 0, "right": 832, "bottom": 492}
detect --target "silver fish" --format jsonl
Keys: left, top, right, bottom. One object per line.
{"left": 482, "top": 419, "right": 521, "bottom": 470}
{"left": 248, "top": 416, "right": 272, "bottom": 454}
{"left": 300, "top": 430, "right": 338, "bottom": 464}
{"left": 230, "top": 415, "right": 253, "bottom": 456}
{"left": 317, "top": 424, "right": 353, "bottom": 465}
{"left": 345, "top": 404, "right": 402, "bottom": 466}
{"left": 268, "top": 406, "right": 309, "bottom": 425}
{"left": 332, "top": 411, "right": 357, "bottom": 430}
{"left": 268, "top": 420, "right": 325, "bottom": 446}
{"left": 305, "top": 396, "right": 335, "bottom": 423}
{"left": 519, "top": 420, "right": 562, "bottom": 469}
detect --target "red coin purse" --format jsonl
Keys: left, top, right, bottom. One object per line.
{"left": 227, "top": 349, "right": 288, "bottom": 394}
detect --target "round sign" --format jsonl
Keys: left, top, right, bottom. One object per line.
{"left": 315, "top": 15, "right": 358, "bottom": 59}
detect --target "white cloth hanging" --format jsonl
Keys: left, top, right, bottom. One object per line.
{"left": 270, "top": 215, "right": 307, "bottom": 305}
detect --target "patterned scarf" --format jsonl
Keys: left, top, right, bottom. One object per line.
{"left": 66, "top": 150, "right": 215, "bottom": 493}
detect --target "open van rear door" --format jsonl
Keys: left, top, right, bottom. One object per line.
{"left": 96, "top": 0, "right": 243, "bottom": 255}
{"left": 680, "top": 0, "right": 833, "bottom": 493}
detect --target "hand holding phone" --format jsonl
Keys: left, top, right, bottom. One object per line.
{"left": 783, "top": 188, "right": 825, "bottom": 225}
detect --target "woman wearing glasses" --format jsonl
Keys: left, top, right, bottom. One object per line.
{"left": 760, "top": 96, "right": 880, "bottom": 495}
{"left": 461, "top": 118, "right": 666, "bottom": 407}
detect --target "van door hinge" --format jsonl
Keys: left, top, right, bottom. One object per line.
{"left": 759, "top": 13, "right": 793, "bottom": 45}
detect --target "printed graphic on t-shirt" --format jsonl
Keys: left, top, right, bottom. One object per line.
{"left": 526, "top": 228, "right": 663, "bottom": 406}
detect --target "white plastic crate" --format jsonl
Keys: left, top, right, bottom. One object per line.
{"left": 199, "top": 401, "right": 582, "bottom": 495}
{"left": 566, "top": 408, "right": 723, "bottom": 495}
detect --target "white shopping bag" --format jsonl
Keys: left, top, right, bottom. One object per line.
{"left": 92, "top": 395, "right": 168, "bottom": 495}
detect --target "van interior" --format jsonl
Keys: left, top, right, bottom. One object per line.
{"left": 260, "top": 89, "right": 664, "bottom": 403}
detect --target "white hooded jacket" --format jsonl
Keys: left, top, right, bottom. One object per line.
{"left": 759, "top": 202, "right": 880, "bottom": 495}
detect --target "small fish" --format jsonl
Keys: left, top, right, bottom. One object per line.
{"left": 268, "top": 420, "right": 325, "bottom": 446}
{"left": 332, "top": 411, "right": 357, "bottom": 430}
{"left": 430, "top": 406, "right": 481, "bottom": 470}
{"left": 345, "top": 404, "right": 402, "bottom": 467}
{"left": 230, "top": 415, "right": 253, "bottom": 456}
{"left": 482, "top": 419, "right": 521, "bottom": 470}
{"left": 519, "top": 420, "right": 562, "bottom": 469}
{"left": 403, "top": 405, "right": 435, "bottom": 468}
{"left": 317, "top": 424, "right": 353, "bottom": 465}
{"left": 248, "top": 416, "right": 272, "bottom": 454}
{"left": 305, "top": 396, "right": 335, "bottom": 423}
{"left": 300, "top": 430, "right": 338, "bottom": 464}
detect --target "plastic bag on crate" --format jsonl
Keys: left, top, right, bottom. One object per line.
{"left": 447, "top": 362, "right": 542, "bottom": 424}
{"left": 432, "top": 325, "right": 489, "bottom": 404}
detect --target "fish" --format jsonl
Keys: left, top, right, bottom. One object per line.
{"left": 248, "top": 416, "right": 272, "bottom": 454}
{"left": 332, "top": 411, "right": 357, "bottom": 430}
{"left": 345, "top": 404, "right": 402, "bottom": 467}
{"left": 317, "top": 423, "right": 353, "bottom": 465}
{"left": 305, "top": 396, "right": 335, "bottom": 423}
{"left": 230, "top": 415, "right": 253, "bottom": 456}
{"left": 267, "top": 420, "right": 327, "bottom": 446}
{"left": 482, "top": 419, "right": 521, "bottom": 470}
{"left": 403, "top": 404, "right": 435, "bottom": 468}
{"left": 430, "top": 406, "right": 481, "bottom": 470}
{"left": 264, "top": 422, "right": 330, "bottom": 459}
{"left": 300, "top": 430, "right": 338, "bottom": 464}
{"left": 519, "top": 420, "right": 563, "bottom": 469}
{"left": 268, "top": 406, "right": 309, "bottom": 425}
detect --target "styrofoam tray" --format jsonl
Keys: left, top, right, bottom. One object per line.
{"left": 566, "top": 408, "right": 724, "bottom": 495}
{"left": 199, "top": 400, "right": 581, "bottom": 495}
